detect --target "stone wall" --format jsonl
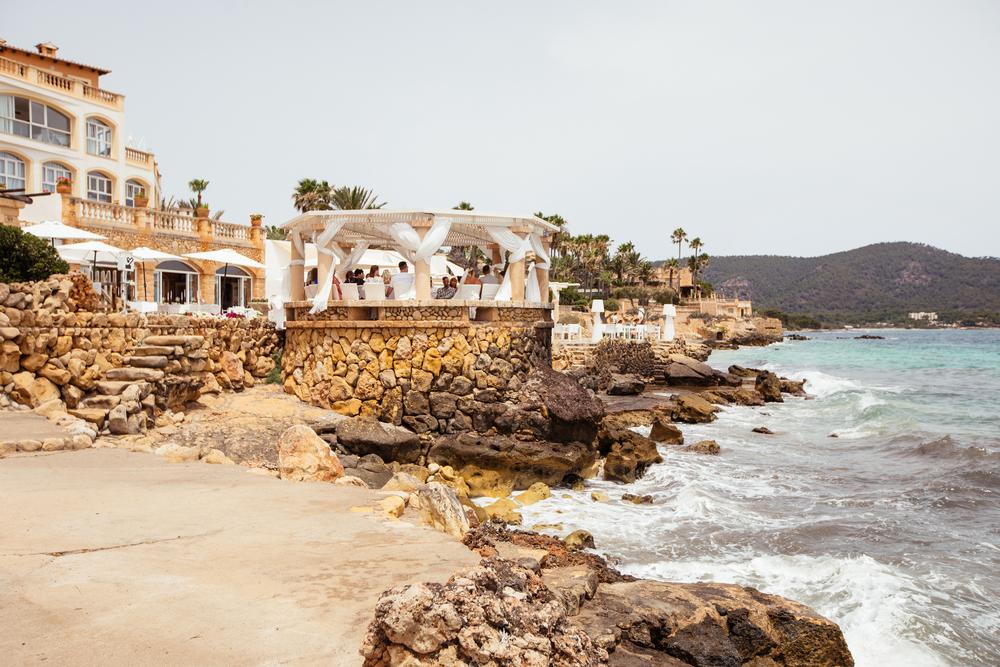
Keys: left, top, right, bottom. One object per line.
{"left": 0, "top": 273, "right": 279, "bottom": 410}
{"left": 281, "top": 321, "right": 552, "bottom": 434}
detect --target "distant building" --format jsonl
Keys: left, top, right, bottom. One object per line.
{"left": 909, "top": 312, "right": 938, "bottom": 322}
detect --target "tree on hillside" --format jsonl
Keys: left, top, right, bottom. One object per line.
{"left": 331, "top": 186, "right": 385, "bottom": 210}
{"left": 292, "top": 179, "right": 333, "bottom": 212}
{"left": 671, "top": 228, "right": 687, "bottom": 265}
{"left": 0, "top": 225, "right": 69, "bottom": 283}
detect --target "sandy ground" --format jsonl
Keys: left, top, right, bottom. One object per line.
{"left": 0, "top": 448, "right": 478, "bottom": 666}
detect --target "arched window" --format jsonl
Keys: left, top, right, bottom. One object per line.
{"left": 125, "top": 179, "right": 146, "bottom": 207}
{"left": 86, "top": 118, "right": 112, "bottom": 157}
{"left": 86, "top": 171, "right": 112, "bottom": 203}
{"left": 0, "top": 152, "right": 26, "bottom": 190}
{"left": 0, "top": 95, "right": 70, "bottom": 147}
{"left": 42, "top": 162, "right": 72, "bottom": 193}
{"left": 153, "top": 260, "right": 199, "bottom": 304}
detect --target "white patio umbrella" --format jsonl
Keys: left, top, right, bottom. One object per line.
{"left": 23, "top": 220, "right": 105, "bottom": 246}
{"left": 131, "top": 247, "right": 182, "bottom": 301}
{"left": 183, "top": 249, "right": 265, "bottom": 313}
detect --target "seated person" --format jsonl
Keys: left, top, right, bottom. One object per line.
{"left": 435, "top": 276, "right": 457, "bottom": 299}
{"left": 480, "top": 263, "right": 499, "bottom": 284}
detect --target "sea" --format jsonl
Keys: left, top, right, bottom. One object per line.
{"left": 521, "top": 329, "right": 1000, "bottom": 667}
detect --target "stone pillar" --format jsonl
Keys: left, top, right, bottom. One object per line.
{"left": 289, "top": 233, "right": 305, "bottom": 301}
{"left": 414, "top": 226, "right": 431, "bottom": 300}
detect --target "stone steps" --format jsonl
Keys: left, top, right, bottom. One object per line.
{"left": 125, "top": 355, "right": 169, "bottom": 369}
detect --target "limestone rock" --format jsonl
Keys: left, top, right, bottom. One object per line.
{"left": 277, "top": 424, "right": 345, "bottom": 482}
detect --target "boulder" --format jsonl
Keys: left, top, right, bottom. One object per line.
{"left": 574, "top": 580, "right": 854, "bottom": 667}
{"left": 410, "top": 482, "right": 470, "bottom": 538}
{"left": 607, "top": 373, "right": 645, "bottom": 396}
{"left": 649, "top": 416, "right": 684, "bottom": 444}
{"left": 756, "top": 370, "right": 784, "bottom": 402}
{"left": 671, "top": 394, "right": 717, "bottom": 423}
{"left": 277, "top": 425, "right": 344, "bottom": 482}
{"left": 428, "top": 432, "right": 599, "bottom": 497}
{"left": 335, "top": 416, "right": 422, "bottom": 464}
{"left": 360, "top": 558, "right": 605, "bottom": 665}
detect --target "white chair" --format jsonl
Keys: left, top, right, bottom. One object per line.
{"left": 365, "top": 281, "right": 386, "bottom": 300}
{"left": 459, "top": 284, "right": 481, "bottom": 300}
{"left": 480, "top": 283, "right": 500, "bottom": 300}
{"left": 340, "top": 283, "right": 360, "bottom": 301}
{"left": 391, "top": 273, "right": 416, "bottom": 300}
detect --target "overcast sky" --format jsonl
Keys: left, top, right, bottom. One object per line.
{"left": 7, "top": 1, "right": 999, "bottom": 259}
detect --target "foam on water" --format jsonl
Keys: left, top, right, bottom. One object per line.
{"left": 521, "top": 329, "right": 1000, "bottom": 667}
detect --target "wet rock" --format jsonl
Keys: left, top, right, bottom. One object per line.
{"left": 335, "top": 416, "right": 422, "bottom": 464}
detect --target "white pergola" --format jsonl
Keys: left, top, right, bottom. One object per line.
{"left": 281, "top": 209, "right": 557, "bottom": 310}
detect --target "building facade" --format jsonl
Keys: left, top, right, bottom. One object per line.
{"left": 0, "top": 39, "right": 263, "bottom": 310}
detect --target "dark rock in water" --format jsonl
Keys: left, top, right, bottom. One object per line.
{"left": 428, "top": 432, "right": 598, "bottom": 495}
{"left": 786, "top": 333, "right": 811, "bottom": 340}
{"left": 334, "top": 416, "right": 423, "bottom": 464}
{"left": 622, "top": 493, "right": 654, "bottom": 505}
{"left": 855, "top": 334, "right": 885, "bottom": 339}
{"left": 671, "top": 394, "right": 718, "bottom": 423}
{"left": 607, "top": 373, "right": 645, "bottom": 396}
{"left": 598, "top": 424, "right": 663, "bottom": 483}
{"left": 753, "top": 426, "right": 775, "bottom": 435}
{"left": 755, "top": 370, "right": 784, "bottom": 403}
{"left": 574, "top": 579, "right": 855, "bottom": 667}
{"left": 649, "top": 416, "right": 684, "bottom": 444}
{"left": 684, "top": 439, "right": 721, "bottom": 455}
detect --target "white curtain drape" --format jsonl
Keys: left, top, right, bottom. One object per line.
{"left": 308, "top": 221, "right": 347, "bottom": 313}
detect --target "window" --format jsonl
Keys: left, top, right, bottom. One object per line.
{"left": 87, "top": 171, "right": 112, "bottom": 202}
{"left": 0, "top": 152, "right": 26, "bottom": 190}
{"left": 125, "top": 179, "right": 146, "bottom": 207}
{"left": 0, "top": 95, "right": 70, "bottom": 147}
{"left": 86, "top": 118, "right": 112, "bottom": 157}
{"left": 42, "top": 162, "right": 72, "bottom": 193}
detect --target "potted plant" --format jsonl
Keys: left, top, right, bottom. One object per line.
{"left": 133, "top": 187, "right": 149, "bottom": 208}
{"left": 55, "top": 176, "right": 73, "bottom": 194}
{"left": 188, "top": 178, "right": 209, "bottom": 217}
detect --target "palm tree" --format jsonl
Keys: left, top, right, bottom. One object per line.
{"left": 670, "top": 227, "right": 687, "bottom": 264}
{"left": 331, "top": 186, "right": 386, "bottom": 210}
{"left": 188, "top": 179, "right": 209, "bottom": 206}
{"left": 291, "top": 179, "right": 333, "bottom": 213}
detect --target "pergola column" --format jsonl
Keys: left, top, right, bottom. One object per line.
{"left": 535, "top": 237, "right": 551, "bottom": 304}
{"left": 414, "top": 223, "right": 431, "bottom": 300}
{"left": 289, "top": 234, "right": 305, "bottom": 301}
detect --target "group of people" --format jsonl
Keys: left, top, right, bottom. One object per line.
{"left": 434, "top": 263, "right": 504, "bottom": 299}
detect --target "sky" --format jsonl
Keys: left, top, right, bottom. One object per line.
{"left": 6, "top": 0, "right": 1000, "bottom": 260}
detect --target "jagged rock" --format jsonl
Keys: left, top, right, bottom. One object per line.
{"left": 649, "top": 416, "right": 684, "bottom": 444}
{"left": 428, "top": 432, "right": 599, "bottom": 497}
{"left": 335, "top": 416, "right": 422, "bottom": 464}
{"left": 277, "top": 425, "right": 344, "bottom": 482}
{"left": 671, "top": 394, "right": 717, "bottom": 423}
{"left": 360, "top": 558, "right": 606, "bottom": 666}
{"left": 409, "top": 482, "right": 470, "bottom": 538}
{"left": 574, "top": 580, "right": 854, "bottom": 667}
{"left": 607, "top": 373, "right": 645, "bottom": 396}
{"left": 756, "top": 371, "right": 784, "bottom": 402}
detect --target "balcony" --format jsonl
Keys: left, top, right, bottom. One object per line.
{"left": 0, "top": 55, "right": 124, "bottom": 111}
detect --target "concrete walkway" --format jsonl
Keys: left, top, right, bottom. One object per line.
{"left": 0, "top": 449, "right": 478, "bottom": 665}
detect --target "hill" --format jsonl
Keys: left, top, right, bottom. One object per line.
{"left": 694, "top": 242, "right": 1000, "bottom": 324}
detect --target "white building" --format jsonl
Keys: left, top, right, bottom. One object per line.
{"left": 0, "top": 40, "right": 159, "bottom": 223}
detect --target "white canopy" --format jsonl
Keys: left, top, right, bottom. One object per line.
{"left": 130, "top": 246, "right": 182, "bottom": 262}
{"left": 23, "top": 220, "right": 105, "bottom": 241}
{"left": 183, "top": 248, "right": 265, "bottom": 269}
{"left": 57, "top": 240, "right": 125, "bottom": 265}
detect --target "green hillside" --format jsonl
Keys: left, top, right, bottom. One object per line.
{"left": 693, "top": 243, "right": 1000, "bottom": 324}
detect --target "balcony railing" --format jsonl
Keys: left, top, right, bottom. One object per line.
{"left": 0, "top": 55, "right": 124, "bottom": 110}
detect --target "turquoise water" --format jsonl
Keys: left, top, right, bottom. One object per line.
{"left": 522, "top": 329, "right": 1000, "bottom": 666}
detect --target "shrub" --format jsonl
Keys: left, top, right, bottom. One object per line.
{"left": 0, "top": 225, "right": 69, "bottom": 283}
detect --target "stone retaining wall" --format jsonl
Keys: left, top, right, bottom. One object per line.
{"left": 281, "top": 321, "right": 552, "bottom": 434}
{"left": 0, "top": 274, "right": 279, "bottom": 409}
